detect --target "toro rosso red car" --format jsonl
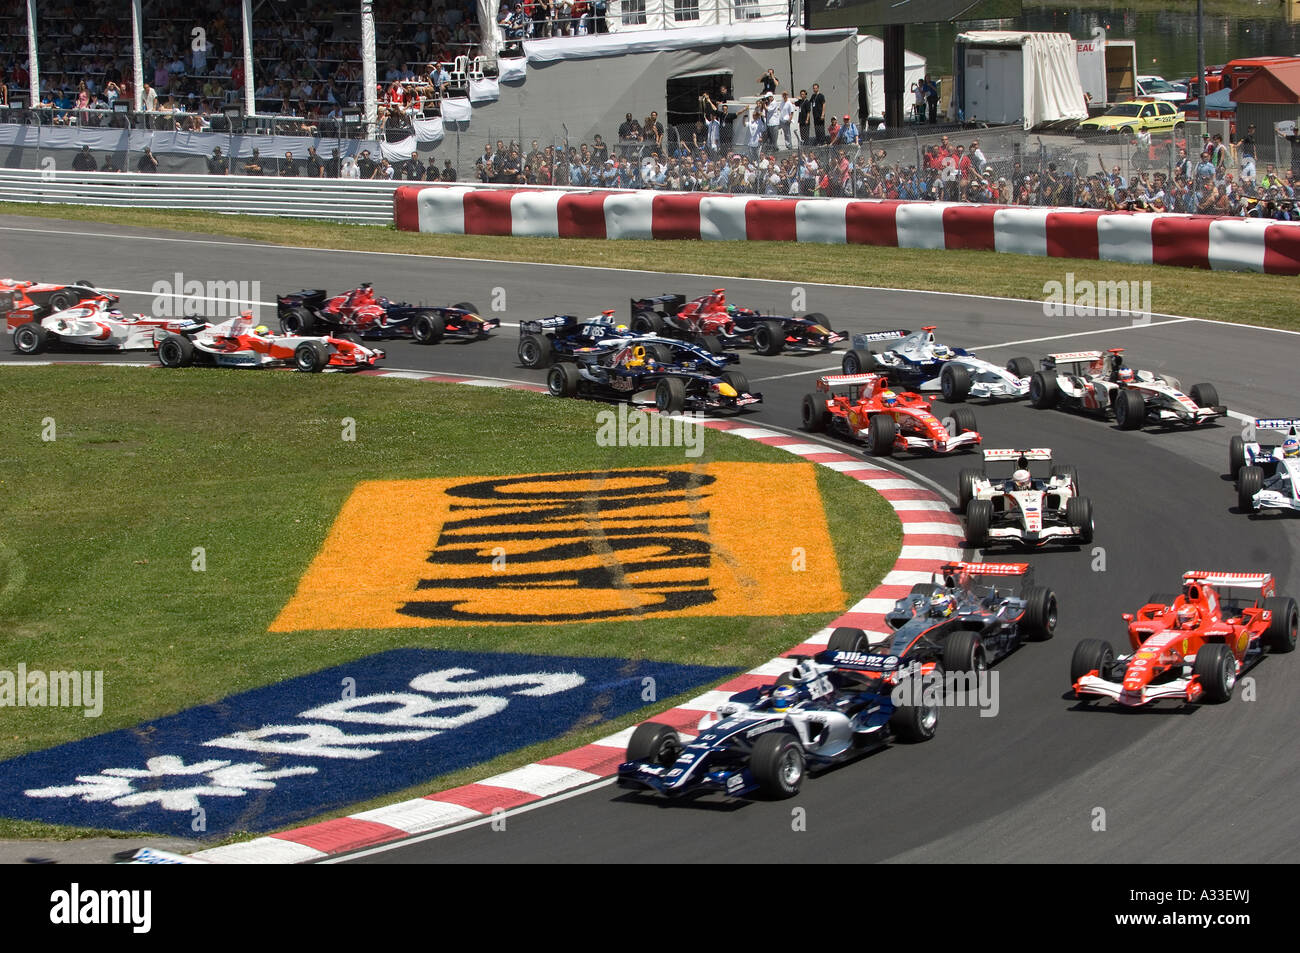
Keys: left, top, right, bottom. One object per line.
{"left": 630, "top": 288, "right": 843, "bottom": 355}
{"left": 277, "top": 284, "right": 498, "bottom": 344}
{"left": 800, "top": 373, "right": 981, "bottom": 456}
{"left": 2, "top": 277, "right": 100, "bottom": 327}
{"left": 154, "top": 313, "right": 385, "bottom": 372}
{"left": 1071, "top": 571, "right": 1297, "bottom": 707}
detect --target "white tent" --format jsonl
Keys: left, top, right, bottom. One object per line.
{"left": 955, "top": 30, "right": 1088, "bottom": 129}
{"left": 856, "top": 34, "right": 926, "bottom": 120}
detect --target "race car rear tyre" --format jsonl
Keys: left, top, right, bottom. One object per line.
{"left": 626, "top": 722, "right": 680, "bottom": 767}
{"left": 800, "top": 393, "right": 829, "bottom": 432}
{"left": 1021, "top": 585, "right": 1058, "bottom": 641}
{"left": 1262, "top": 597, "right": 1298, "bottom": 654}
{"left": 965, "top": 499, "right": 993, "bottom": 546}
{"left": 1050, "top": 464, "right": 1080, "bottom": 493}
{"left": 943, "top": 630, "right": 987, "bottom": 677}
{"left": 1228, "top": 436, "right": 1246, "bottom": 479}
{"left": 1029, "top": 370, "right": 1058, "bottom": 409}
{"left": 957, "top": 467, "right": 984, "bottom": 510}
{"left": 1191, "top": 643, "right": 1237, "bottom": 703}
{"left": 1114, "top": 388, "right": 1146, "bottom": 430}
{"left": 547, "top": 362, "right": 580, "bottom": 398}
{"left": 280, "top": 307, "right": 315, "bottom": 335}
{"left": 828, "top": 626, "right": 869, "bottom": 653}
{"left": 156, "top": 333, "right": 194, "bottom": 368}
{"left": 751, "top": 733, "right": 805, "bottom": 798}
{"left": 517, "top": 333, "right": 552, "bottom": 368}
{"left": 949, "top": 405, "right": 977, "bottom": 436}
{"left": 752, "top": 320, "right": 786, "bottom": 356}
{"left": 865, "top": 413, "right": 896, "bottom": 456}
{"left": 47, "top": 291, "right": 75, "bottom": 312}
{"left": 1065, "top": 496, "right": 1094, "bottom": 543}
{"left": 890, "top": 695, "right": 939, "bottom": 743}
{"left": 721, "top": 370, "right": 749, "bottom": 394}
{"left": 411, "top": 311, "right": 445, "bottom": 344}
{"left": 696, "top": 334, "right": 723, "bottom": 356}
{"left": 1070, "top": 639, "right": 1116, "bottom": 686}
{"left": 294, "top": 340, "right": 329, "bottom": 373}
{"left": 655, "top": 377, "right": 686, "bottom": 414}
{"left": 645, "top": 343, "right": 674, "bottom": 365}
{"left": 1006, "top": 356, "right": 1034, "bottom": 379}
{"left": 13, "top": 322, "right": 47, "bottom": 355}
{"left": 1236, "top": 466, "right": 1262, "bottom": 512}
{"left": 631, "top": 310, "right": 663, "bottom": 335}
{"left": 940, "top": 363, "right": 972, "bottom": 402}
{"left": 841, "top": 348, "right": 878, "bottom": 376}
{"left": 1189, "top": 382, "right": 1219, "bottom": 410}
{"left": 451, "top": 301, "right": 481, "bottom": 315}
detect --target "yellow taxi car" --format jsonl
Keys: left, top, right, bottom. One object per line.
{"left": 1077, "top": 98, "right": 1184, "bottom": 133}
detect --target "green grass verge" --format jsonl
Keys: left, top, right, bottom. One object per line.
{"left": 0, "top": 367, "right": 899, "bottom": 842}
{"left": 1, "top": 201, "right": 1296, "bottom": 333}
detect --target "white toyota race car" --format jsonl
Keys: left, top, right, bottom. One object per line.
{"left": 1231, "top": 419, "right": 1300, "bottom": 515}
{"left": 154, "top": 313, "right": 385, "bottom": 372}
{"left": 960, "top": 448, "right": 1095, "bottom": 548}
{"left": 840, "top": 327, "right": 1032, "bottom": 402}
{"left": 12, "top": 296, "right": 191, "bottom": 354}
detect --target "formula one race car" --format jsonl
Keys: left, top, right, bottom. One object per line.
{"left": 154, "top": 313, "right": 385, "bottom": 372}
{"left": 1, "top": 278, "right": 100, "bottom": 325}
{"left": 1029, "top": 348, "right": 1226, "bottom": 429}
{"left": 1071, "top": 570, "right": 1297, "bottom": 706}
{"left": 841, "top": 327, "right": 1033, "bottom": 402}
{"left": 617, "top": 651, "right": 937, "bottom": 799}
{"left": 12, "top": 294, "right": 193, "bottom": 354}
{"left": 629, "top": 288, "right": 843, "bottom": 355}
{"left": 277, "top": 284, "right": 498, "bottom": 344}
{"left": 1231, "top": 419, "right": 1300, "bottom": 515}
{"left": 959, "top": 448, "right": 1094, "bottom": 548}
{"left": 800, "top": 373, "right": 980, "bottom": 456}
{"left": 546, "top": 341, "right": 760, "bottom": 414}
{"left": 517, "top": 310, "right": 740, "bottom": 371}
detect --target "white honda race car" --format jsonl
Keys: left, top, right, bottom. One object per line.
{"left": 12, "top": 295, "right": 191, "bottom": 354}
{"left": 1231, "top": 419, "right": 1300, "bottom": 515}
{"left": 840, "top": 327, "right": 1033, "bottom": 402}
{"left": 959, "top": 448, "right": 1095, "bottom": 548}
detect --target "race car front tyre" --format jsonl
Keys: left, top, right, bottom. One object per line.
{"left": 1029, "top": 370, "right": 1059, "bottom": 409}
{"left": 940, "top": 363, "right": 972, "bottom": 402}
{"left": 1070, "top": 639, "right": 1116, "bottom": 688}
{"left": 964, "top": 499, "right": 992, "bottom": 546}
{"left": 280, "top": 307, "right": 315, "bottom": 335}
{"left": 1065, "top": 496, "right": 1094, "bottom": 543}
{"left": 1050, "top": 464, "right": 1079, "bottom": 493}
{"left": 721, "top": 370, "right": 749, "bottom": 395}
{"left": 1236, "top": 466, "right": 1262, "bottom": 512}
{"left": 910, "top": 582, "right": 937, "bottom": 602}
{"left": 547, "top": 362, "right": 580, "bottom": 398}
{"left": 13, "top": 322, "right": 47, "bottom": 354}
{"left": 1262, "top": 597, "right": 1298, "bottom": 654}
{"left": 890, "top": 693, "right": 939, "bottom": 743}
{"left": 841, "top": 348, "right": 878, "bottom": 376}
{"left": 1228, "top": 435, "right": 1246, "bottom": 479}
{"left": 336, "top": 332, "right": 363, "bottom": 345}
{"left": 942, "top": 630, "right": 986, "bottom": 676}
{"left": 949, "top": 405, "right": 977, "bottom": 437}
{"left": 1021, "top": 585, "right": 1058, "bottom": 640}
{"left": 804, "top": 311, "right": 833, "bottom": 331}
{"left": 696, "top": 334, "right": 723, "bottom": 356}
{"left": 156, "top": 333, "right": 194, "bottom": 368}
{"left": 828, "top": 626, "right": 869, "bottom": 653}
{"left": 411, "top": 312, "right": 445, "bottom": 344}
{"left": 1006, "top": 356, "right": 1034, "bottom": 379}
{"left": 800, "top": 393, "right": 829, "bottom": 432}
{"left": 294, "top": 340, "right": 329, "bottom": 373}
{"left": 751, "top": 732, "right": 805, "bottom": 798}
{"left": 626, "top": 722, "right": 681, "bottom": 767}
{"left": 631, "top": 310, "right": 664, "bottom": 335}
{"left": 865, "top": 413, "right": 896, "bottom": 456}
{"left": 1189, "top": 382, "right": 1219, "bottom": 411}
{"left": 47, "top": 291, "right": 75, "bottom": 312}
{"left": 1191, "top": 643, "right": 1237, "bottom": 703}
{"left": 655, "top": 376, "right": 686, "bottom": 414}
{"left": 645, "top": 343, "right": 674, "bottom": 365}
{"left": 1114, "top": 388, "right": 1146, "bottom": 430}
{"left": 517, "top": 333, "right": 553, "bottom": 368}
{"left": 752, "top": 320, "right": 786, "bottom": 356}
{"left": 957, "top": 467, "right": 984, "bottom": 510}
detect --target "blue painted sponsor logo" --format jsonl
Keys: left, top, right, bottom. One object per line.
{"left": 0, "top": 649, "right": 733, "bottom": 838}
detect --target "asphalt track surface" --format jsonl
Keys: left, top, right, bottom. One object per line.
{"left": 2, "top": 215, "right": 1297, "bottom": 863}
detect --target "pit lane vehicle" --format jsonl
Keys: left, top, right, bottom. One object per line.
{"left": 276, "top": 284, "right": 499, "bottom": 344}
{"left": 517, "top": 310, "right": 740, "bottom": 372}
{"left": 1230, "top": 419, "right": 1300, "bottom": 515}
{"left": 800, "top": 372, "right": 980, "bottom": 456}
{"left": 1075, "top": 98, "right": 1183, "bottom": 134}
{"left": 617, "top": 650, "right": 938, "bottom": 799}
{"left": 959, "top": 448, "right": 1094, "bottom": 548}
{"left": 1, "top": 278, "right": 100, "bottom": 325}
{"left": 1070, "top": 571, "right": 1297, "bottom": 707}
{"left": 1028, "top": 348, "right": 1225, "bottom": 430}
{"left": 153, "top": 312, "right": 385, "bottom": 372}
{"left": 12, "top": 295, "right": 193, "bottom": 354}
{"left": 629, "top": 288, "right": 844, "bottom": 355}
{"left": 545, "top": 342, "right": 761, "bottom": 414}
{"left": 840, "top": 327, "right": 1033, "bottom": 402}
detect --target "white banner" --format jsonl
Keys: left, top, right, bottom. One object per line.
{"left": 410, "top": 117, "right": 445, "bottom": 144}
{"left": 379, "top": 137, "right": 418, "bottom": 163}
{"left": 498, "top": 57, "right": 527, "bottom": 84}
{"left": 440, "top": 97, "right": 473, "bottom": 122}
{"left": 468, "top": 78, "right": 500, "bottom": 104}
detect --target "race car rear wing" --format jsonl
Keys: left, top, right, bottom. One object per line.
{"left": 519, "top": 314, "right": 578, "bottom": 334}
{"left": 851, "top": 329, "right": 909, "bottom": 347}
{"left": 817, "top": 373, "right": 882, "bottom": 392}
{"left": 983, "top": 448, "right": 1052, "bottom": 462}
{"left": 1046, "top": 350, "right": 1103, "bottom": 363}
{"left": 1253, "top": 418, "right": 1300, "bottom": 434}
{"left": 1182, "top": 570, "right": 1274, "bottom": 589}
{"left": 940, "top": 562, "right": 1030, "bottom": 576}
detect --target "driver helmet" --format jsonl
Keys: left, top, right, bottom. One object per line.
{"left": 1176, "top": 604, "right": 1199, "bottom": 629}
{"left": 616, "top": 324, "right": 629, "bottom": 333}
{"left": 770, "top": 683, "right": 800, "bottom": 712}
{"left": 1283, "top": 436, "right": 1299, "bottom": 458}
{"left": 1012, "top": 468, "right": 1032, "bottom": 490}
{"left": 1117, "top": 367, "right": 1135, "bottom": 383}
{"left": 881, "top": 390, "right": 899, "bottom": 408}
{"left": 929, "top": 588, "right": 956, "bottom": 618}
{"left": 253, "top": 325, "right": 272, "bottom": 336}
{"left": 932, "top": 343, "right": 952, "bottom": 359}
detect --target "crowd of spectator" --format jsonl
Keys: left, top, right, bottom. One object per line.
{"left": 496, "top": 0, "right": 609, "bottom": 42}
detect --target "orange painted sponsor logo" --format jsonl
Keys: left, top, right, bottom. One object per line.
{"left": 271, "top": 463, "right": 845, "bottom": 629}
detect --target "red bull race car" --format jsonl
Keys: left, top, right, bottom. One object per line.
{"left": 800, "top": 373, "right": 981, "bottom": 456}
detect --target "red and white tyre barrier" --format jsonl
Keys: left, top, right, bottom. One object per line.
{"left": 393, "top": 184, "right": 1300, "bottom": 275}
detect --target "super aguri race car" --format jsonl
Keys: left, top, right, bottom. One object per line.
{"left": 800, "top": 372, "right": 981, "bottom": 456}
{"left": 517, "top": 310, "right": 740, "bottom": 371}
{"left": 1029, "top": 348, "right": 1226, "bottom": 429}
{"left": 12, "top": 295, "right": 192, "bottom": 354}
{"left": 617, "top": 651, "right": 937, "bottom": 800}
{"left": 959, "top": 448, "right": 1094, "bottom": 548}
{"left": 1, "top": 277, "right": 100, "bottom": 325}
{"left": 1071, "top": 570, "right": 1297, "bottom": 707}
{"left": 1230, "top": 419, "right": 1300, "bottom": 515}
{"left": 277, "top": 284, "right": 499, "bottom": 344}
{"left": 840, "top": 327, "right": 1033, "bottom": 402}
{"left": 546, "top": 341, "right": 760, "bottom": 414}
{"left": 629, "top": 288, "right": 843, "bottom": 355}
{"left": 154, "top": 313, "right": 385, "bottom": 372}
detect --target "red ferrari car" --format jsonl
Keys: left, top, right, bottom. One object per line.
{"left": 1071, "top": 570, "right": 1297, "bottom": 706}
{"left": 800, "top": 372, "right": 981, "bottom": 456}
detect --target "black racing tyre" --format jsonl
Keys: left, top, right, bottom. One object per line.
{"left": 280, "top": 306, "right": 315, "bottom": 335}
{"left": 1190, "top": 382, "right": 1219, "bottom": 410}
{"left": 910, "top": 582, "right": 937, "bottom": 602}
{"left": 1114, "top": 388, "right": 1146, "bottom": 430}
{"left": 626, "top": 722, "right": 680, "bottom": 767}
{"left": 752, "top": 320, "right": 786, "bottom": 356}
{"left": 1029, "top": 370, "right": 1059, "bottom": 409}
{"left": 644, "top": 343, "right": 674, "bottom": 365}
{"left": 547, "top": 362, "right": 580, "bottom": 398}
{"left": 949, "top": 405, "right": 977, "bottom": 435}
{"left": 336, "top": 331, "right": 363, "bottom": 345}
{"left": 1146, "top": 593, "right": 1179, "bottom": 610}
{"left": 804, "top": 311, "right": 832, "bottom": 331}
{"left": 294, "top": 340, "right": 329, "bottom": 372}
{"left": 155, "top": 333, "right": 194, "bottom": 368}
{"left": 721, "top": 370, "right": 749, "bottom": 394}
{"left": 411, "top": 311, "right": 445, "bottom": 344}
{"left": 1065, "top": 496, "right": 1094, "bottom": 543}
{"left": 828, "top": 626, "right": 869, "bottom": 653}
{"left": 965, "top": 499, "right": 993, "bottom": 546}
{"left": 631, "top": 310, "right": 664, "bottom": 334}
{"left": 800, "top": 392, "right": 829, "bottom": 432}
{"left": 13, "top": 322, "right": 47, "bottom": 354}
{"left": 841, "top": 348, "right": 877, "bottom": 375}
{"left": 518, "top": 333, "right": 553, "bottom": 368}
{"left": 1228, "top": 435, "right": 1246, "bottom": 479}
{"left": 655, "top": 376, "right": 687, "bottom": 413}
{"left": 1070, "top": 638, "right": 1116, "bottom": 686}
{"left": 957, "top": 466, "right": 985, "bottom": 510}
{"left": 1050, "top": 464, "right": 1080, "bottom": 493}
{"left": 451, "top": 301, "right": 481, "bottom": 315}
{"left": 889, "top": 694, "right": 939, "bottom": 743}
{"left": 940, "top": 363, "right": 972, "bottom": 402}
{"left": 696, "top": 334, "right": 723, "bottom": 356}
{"left": 1262, "top": 597, "right": 1298, "bottom": 654}
{"left": 74, "top": 279, "right": 95, "bottom": 290}
{"left": 943, "top": 629, "right": 986, "bottom": 675}
{"left": 1021, "top": 585, "right": 1058, "bottom": 641}
{"left": 1191, "top": 643, "right": 1237, "bottom": 703}
{"left": 1236, "top": 466, "right": 1262, "bottom": 512}
{"left": 1006, "top": 356, "right": 1034, "bottom": 379}
{"left": 47, "top": 290, "right": 75, "bottom": 312}
{"left": 865, "top": 413, "right": 896, "bottom": 456}
{"left": 750, "top": 732, "right": 805, "bottom": 798}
